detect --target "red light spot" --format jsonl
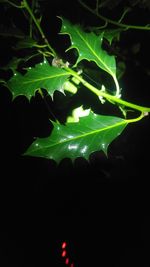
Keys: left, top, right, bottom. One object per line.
{"left": 62, "top": 241, "right": 67, "bottom": 249}
{"left": 61, "top": 250, "right": 67, "bottom": 257}
{"left": 65, "top": 258, "right": 69, "bottom": 265}
{"left": 70, "top": 263, "right": 74, "bottom": 267}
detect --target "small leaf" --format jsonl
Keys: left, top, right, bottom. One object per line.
{"left": 60, "top": 17, "right": 116, "bottom": 79}
{"left": 7, "top": 61, "right": 70, "bottom": 100}
{"left": 1, "top": 53, "right": 41, "bottom": 72}
{"left": 1, "top": 57, "right": 23, "bottom": 72}
{"left": 14, "top": 36, "right": 38, "bottom": 49}
{"left": 103, "top": 28, "right": 122, "bottom": 45}
{"left": 24, "top": 111, "right": 128, "bottom": 163}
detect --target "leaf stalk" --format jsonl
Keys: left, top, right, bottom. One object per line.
{"left": 23, "top": 0, "right": 57, "bottom": 57}
{"left": 65, "top": 67, "right": 150, "bottom": 113}
{"left": 78, "top": 0, "right": 150, "bottom": 31}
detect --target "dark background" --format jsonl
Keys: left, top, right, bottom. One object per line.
{"left": 0, "top": 0, "right": 150, "bottom": 266}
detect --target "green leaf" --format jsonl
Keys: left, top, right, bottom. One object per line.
{"left": 103, "top": 28, "right": 122, "bottom": 45}
{"left": 7, "top": 61, "right": 70, "bottom": 100}
{"left": 1, "top": 53, "right": 41, "bottom": 72}
{"left": 24, "top": 111, "right": 128, "bottom": 163}
{"left": 60, "top": 17, "right": 116, "bottom": 79}
{"left": 14, "top": 36, "right": 38, "bottom": 49}
{"left": 1, "top": 57, "right": 24, "bottom": 72}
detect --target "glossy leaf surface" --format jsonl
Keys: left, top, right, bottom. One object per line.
{"left": 25, "top": 112, "right": 128, "bottom": 163}
{"left": 7, "top": 61, "right": 70, "bottom": 99}
{"left": 60, "top": 18, "right": 116, "bottom": 79}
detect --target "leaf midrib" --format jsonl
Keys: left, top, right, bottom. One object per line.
{"left": 32, "top": 118, "right": 127, "bottom": 152}
{"left": 22, "top": 72, "right": 69, "bottom": 85}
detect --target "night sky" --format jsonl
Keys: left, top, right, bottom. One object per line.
{"left": 0, "top": 0, "right": 150, "bottom": 266}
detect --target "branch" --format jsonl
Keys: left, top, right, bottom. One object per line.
{"left": 78, "top": 0, "right": 150, "bottom": 31}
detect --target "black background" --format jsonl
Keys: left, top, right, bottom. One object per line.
{"left": 0, "top": 0, "right": 150, "bottom": 266}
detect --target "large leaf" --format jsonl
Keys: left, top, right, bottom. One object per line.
{"left": 7, "top": 61, "right": 70, "bottom": 100}
{"left": 24, "top": 111, "right": 128, "bottom": 163}
{"left": 60, "top": 18, "right": 116, "bottom": 79}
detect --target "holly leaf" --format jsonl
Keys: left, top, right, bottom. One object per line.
{"left": 1, "top": 57, "right": 25, "bottom": 72}
{"left": 24, "top": 111, "right": 128, "bottom": 163}
{"left": 1, "top": 53, "right": 42, "bottom": 72}
{"left": 103, "top": 28, "right": 122, "bottom": 45}
{"left": 60, "top": 17, "right": 116, "bottom": 80}
{"left": 14, "top": 36, "right": 38, "bottom": 49}
{"left": 7, "top": 61, "right": 70, "bottom": 100}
